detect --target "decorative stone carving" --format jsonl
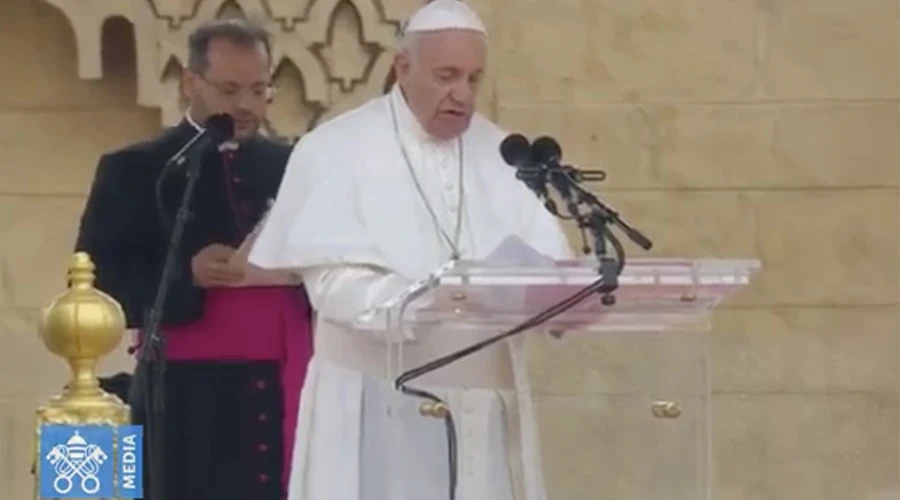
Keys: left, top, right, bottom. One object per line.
{"left": 40, "top": 0, "right": 420, "bottom": 141}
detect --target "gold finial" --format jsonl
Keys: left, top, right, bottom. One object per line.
{"left": 33, "top": 252, "right": 131, "bottom": 499}
{"left": 35, "top": 251, "right": 130, "bottom": 417}
{"left": 38, "top": 252, "right": 127, "bottom": 401}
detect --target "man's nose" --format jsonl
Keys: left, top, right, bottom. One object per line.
{"left": 234, "top": 90, "right": 256, "bottom": 110}
{"left": 450, "top": 80, "right": 475, "bottom": 104}
{"left": 235, "top": 100, "right": 252, "bottom": 112}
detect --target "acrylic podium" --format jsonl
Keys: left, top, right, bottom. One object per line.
{"left": 352, "top": 246, "right": 761, "bottom": 500}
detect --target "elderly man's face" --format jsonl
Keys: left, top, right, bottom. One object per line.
{"left": 395, "top": 29, "right": 486, "bottom": 140}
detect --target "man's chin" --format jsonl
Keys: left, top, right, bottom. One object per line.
{"left": 433, "top": 118, "right": 471, "bottom": 140}
{"left": 232, "top": 123, "right": 259, "bottom": 140}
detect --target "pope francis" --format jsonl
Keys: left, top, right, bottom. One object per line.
{"left": 248, "top": 1, "right": 573, "bottom": 499}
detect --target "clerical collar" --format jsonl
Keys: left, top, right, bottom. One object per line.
{"left": 185, "top": 109, "right": 239, "bottom": 152}
{"left": 389, "top": 85, "right": 454, "bottom": 147}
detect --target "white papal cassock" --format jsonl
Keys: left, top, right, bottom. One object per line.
{"left": 250, "top": 79, "right": 572, "bottom": 499}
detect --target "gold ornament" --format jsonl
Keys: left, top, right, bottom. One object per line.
{"left": 32, "top": 252, "right": 132, "bottom": 499}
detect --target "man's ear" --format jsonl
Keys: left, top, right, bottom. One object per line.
{"left": 182, "top": 68, "right": 198, "bottom": 100}
{"left": 393, "top": 51, "right": 413, "bottom": 82}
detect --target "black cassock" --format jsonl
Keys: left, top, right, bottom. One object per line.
{"left": 75, "top": 120, "right": 295, "bottom": 500}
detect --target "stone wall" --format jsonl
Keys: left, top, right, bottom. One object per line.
{"left": 0, "top": 0, "right": 897, "bottom": 498}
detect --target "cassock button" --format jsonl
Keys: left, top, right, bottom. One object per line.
{"left": 257, "top": 443, "right": 268, "bottom": 452}
{"left": 232, "top": 176, "right": 242, "bottom": 184}
{"left": 258, "top": 474, "right": 270, "bottom": 483}
{"left": 255, "top": 380, "right": 267, "bottom": 390}
{"left": 258, "top": 413, "right": 268, "bottom": 423}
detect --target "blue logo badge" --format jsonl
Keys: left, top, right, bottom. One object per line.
{"left": 38, "top": 424, "right": 143, "bottom": 499}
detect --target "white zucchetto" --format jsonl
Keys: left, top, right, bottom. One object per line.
{"left": 401, "top": 0, "right": 487, "bottom": 36}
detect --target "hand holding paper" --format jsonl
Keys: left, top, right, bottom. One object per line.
{"left": 226, "top": 202, "right": 302, "bottom": 288}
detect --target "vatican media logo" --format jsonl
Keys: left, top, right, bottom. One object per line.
{"left": 38, "top": 424, "right": 143, "bottom": 499}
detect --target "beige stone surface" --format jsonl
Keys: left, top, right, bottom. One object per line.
{"left": 536, "top": 392, "right": 898, "bottom": 500}
{"left": 0, "top": 196, "right": 86, "bottom": 310}
{"left": 567, "top": 189, "right": 899, "bottom": 307}
{"left": 0, "top": 0, "right": 144, "bottom": 109}
{"left": 710, "top": 306, "right": 900, "bottom": 393}
{"left": 498, "top": 103, "right": 900, "bottom": 189}
{"left": 751, "top": 189, "right": 899, "bottom": 306}
{"left": 536, "top": 393, "right": 711, "bottom": 500}
{"left": 0, "top": 0, "right": 897, "bottom": 497}
{"left": 494, "top": 0, "right": 760, "bottom": 103}
{"left": 761, "top": 0, "right": 900, "bottom": 99}
{"left": 0, "top": 309, "right": 134, "bottom": 400}
{"left": 0, "top": 110, "right": 160, "bottom": 195}
{"left": 0, "top": 399, "right": 41, "bottom": 500}
{"left": 711, "top": 393, "right": 899, "bottom": 500}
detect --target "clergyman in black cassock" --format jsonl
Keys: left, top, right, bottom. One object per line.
{"left": 73, "top": 19, "right": 313, "bottom": 500}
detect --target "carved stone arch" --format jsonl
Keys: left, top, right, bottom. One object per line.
{"left": 39, "top": 0, "right": 422, "bottom": 141}
{"left": 215, "top": 1, "right": 247, "bottom": 19}
{"left": 100, "top": 15, "right": 137, "bottom": 77}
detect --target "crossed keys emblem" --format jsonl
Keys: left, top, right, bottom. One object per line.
{"left": 45, "top": 431, "right": 109, "bottom": 494}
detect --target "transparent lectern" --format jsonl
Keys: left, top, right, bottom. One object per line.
{"left": 353, "top": 252, "right": 760, "bottom": 500}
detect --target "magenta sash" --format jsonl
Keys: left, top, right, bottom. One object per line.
{"left": 138, "top": 286, "right": 312, "bottom": 493}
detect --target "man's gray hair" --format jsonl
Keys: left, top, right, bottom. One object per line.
{"left": 187, "top": 19, "right": 272, "bottom": 74}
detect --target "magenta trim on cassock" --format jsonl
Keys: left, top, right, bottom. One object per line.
{"left": 137, "top": 286, "right": 313, "bottom": 494}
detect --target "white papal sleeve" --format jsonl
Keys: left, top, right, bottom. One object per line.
{"left": 301, "top": 265, "right": 412, "bottom": 333}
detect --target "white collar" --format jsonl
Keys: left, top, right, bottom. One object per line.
{"left": 185, "top": 109, "right": 204, "bottom": 132}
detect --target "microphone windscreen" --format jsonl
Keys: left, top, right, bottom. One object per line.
{"left": 531, "top": 136, "right": 562, "bottom": 164}
{"left": 205, "top": 113, "right": 236, "bottom": 144}
{"left": 500, "top": 133, "right": 532, "bottom": 167}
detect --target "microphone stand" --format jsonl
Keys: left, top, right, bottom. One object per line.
{"left": 393, "top": 165, "right": 651, "bottom": 500}
{"left": 129, "top": 146, "right": 204, "bottom": 500}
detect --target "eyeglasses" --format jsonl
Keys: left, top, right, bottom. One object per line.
{"left": 200, "top": 75, "right": 276, "bottom": 101}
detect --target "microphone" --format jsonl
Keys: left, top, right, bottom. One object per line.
{"left": 531, "top": 135, "right": 562, "bottom": 165}
{"left": 499, "top": 133, "right": 531, "bottom": 166}
{"left": 527, "top": 136, "right": 578, "bottom": 220}
{"left": 500, "top": 133, "right": 550, "bottom": 200}
{"left": 164, "top": 113, "right": 236, "bottom": 169}
{"left": 531, "top": 135, "right": 606, "bottom": 183}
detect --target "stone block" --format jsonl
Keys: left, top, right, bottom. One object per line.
{"left": 712, "top": 393, "right": 899, "bottom": 500}
{"left": 0, "top": 196, "right": 86, "bottom": 310}
{"left": 494, "top": 0, "right": 759, "bottom": 104}
{"left": 710, "top": 306, "right": 899, "bottom": 393}
{"left": 761, "top": 0, "right": 899, "bottom": 99}
{"left": 496, "top": 102, "right": 900, "bottom": 189}
{"left": 751, "top": 189, "right": 899, "bottom": 306}
{"left": 0, "top": 110, "right": 160, "bottom": 195}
